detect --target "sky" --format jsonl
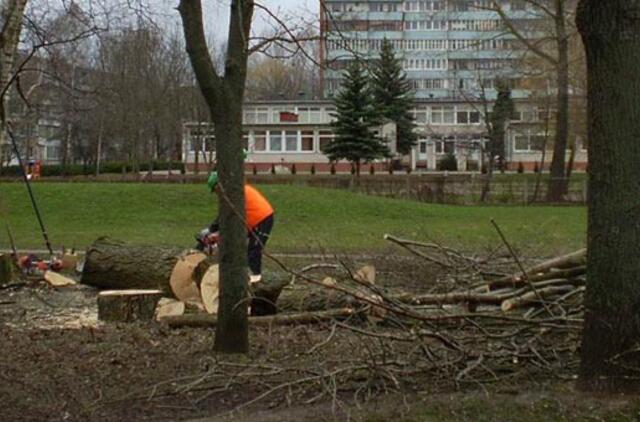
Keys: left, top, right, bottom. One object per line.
{"left": 154, "top": 0, "right": 318, "bottom": 41}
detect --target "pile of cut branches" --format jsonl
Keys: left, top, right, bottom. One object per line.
{"left": 152, "top": 239, "right": 586, "bottom": 415}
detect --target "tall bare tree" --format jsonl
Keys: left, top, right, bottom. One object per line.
{"left": 0, "top": 0, "right": 28, "bottom": 165}
{"left": 178, "top": 0, "right": 253, "bottom": 353}
{"left": 576, "top": 0, "right": 640, "bottom": 392}
{"left": 491, "top": 0, "right": 574, "bottom": 201}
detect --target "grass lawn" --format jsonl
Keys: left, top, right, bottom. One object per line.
{"left": 0, "top": 182, "right": 586, "bottom": 255}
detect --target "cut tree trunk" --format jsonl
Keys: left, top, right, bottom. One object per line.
{"left": 81, "top": 238, "right": 287, "bottom": 315}
{"left": 97, "top": 289, "right": 163, "bottom": 322}
{"left": 81, "top": 238, "right": 189, "bottom": 294}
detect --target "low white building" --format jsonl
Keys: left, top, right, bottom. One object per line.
{"left": 182, "top": 99, "right": 587, "bottom": 173}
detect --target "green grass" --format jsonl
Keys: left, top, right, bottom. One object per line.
{"left": 0, "top": 182, "right": 586, "bottom": 255}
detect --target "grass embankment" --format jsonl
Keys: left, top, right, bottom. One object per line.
{"left": 0, "top": 182, "right": 585, "bottom": 255}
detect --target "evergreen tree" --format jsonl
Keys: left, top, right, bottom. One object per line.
{"left": 488, "top": 79, "right": 515, "bottom": 164}
{"left": 371, "top": 39, "right": 418, "bottom": 155}
{"left": 323, "top": 61, "right": 389, "bottom": 174}
{"left": 480, "top": 78, "right": 514, "bottom": 201}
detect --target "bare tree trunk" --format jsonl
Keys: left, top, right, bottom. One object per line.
{"left": 533, "top": 103, "right": 552, "bottom": 202}
{"left": 547, "top": 0, "right": 570, "bottom": 201}
{"left": 577, "top": 0, "right": 640, "bottom": 393}
{"left": 95, "top": 118, "right": 103, "bottom": 176}
{"left": 480, "top": 155, "right": 494, "bottom": 202}
{"left": 0, "top": 0, "right": 28, "bottom": 149}
{"left": 179, "top": 0, "right": 253, "bottom": 354}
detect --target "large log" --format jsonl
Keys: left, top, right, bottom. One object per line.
{"left": 81, "top": 238, "right": 287, "bottom": 314}
{"left": 81, "top": 238, "right": 189, "bottom": 294}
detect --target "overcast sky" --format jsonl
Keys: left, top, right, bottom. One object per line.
{"left": 154, "top": 0, "right": 318, "bottom": 41}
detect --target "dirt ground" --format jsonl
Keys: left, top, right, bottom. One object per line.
{"left": 2, "top": 255, "right": 640, "bottom": 422}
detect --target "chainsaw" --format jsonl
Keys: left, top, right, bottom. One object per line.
{"left": 17, "top": 254, "right": 64, "bottom": 273}
{"left": 195, "top": 228, "right": 219, "bottom": 255}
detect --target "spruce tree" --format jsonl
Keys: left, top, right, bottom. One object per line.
{"left": 323, "top": 60, "right": 389, "bottom": 174}
{"left": 371, "top": 39, "right": 417, "bottom": 155}
{"left": 489, "top": 79, "right": 515, "bottom": 165}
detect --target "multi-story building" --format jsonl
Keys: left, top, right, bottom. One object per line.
{"left": 321, "top": 0, "right": 540, "bottom": 100}
{"left": 314, "top": 0, "right": 587, "bottom": 171}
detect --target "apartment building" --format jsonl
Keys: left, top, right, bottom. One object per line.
{"left": 321, "top": 0, "right": 540, "bottom": 100}
{"left": 315, "top": 0, "right": 587, "bottom": 171}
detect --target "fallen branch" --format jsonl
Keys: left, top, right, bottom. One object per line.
{"left": 160, "top": 308, "right": 355, "bottom": 328}
{"left": 501, "top": 285, "right": 578, "bottom": 312}
{"left": 483, "top": 266, "right": 586, "bottom": 292}
{"left": 486, "top": 249, "right": 586, "bottom": 290}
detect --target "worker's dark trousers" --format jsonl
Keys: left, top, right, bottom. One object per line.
{"left": 248, "top": 214, "right": 274, "bottom": 275}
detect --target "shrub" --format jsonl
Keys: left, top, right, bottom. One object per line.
{"left": 517, "top": 161, "right": 525, "bottom": 174}
{"left": 330, "top": 163, "right": 336, "bottom": 175}
{"left": 534, "top": 162, "right": 540, "bottom": 173}
{"left": 291, "top": 163, "right": 297, "bottom": 175}
{"left": 271, "top": 163, "right": 276, "bottom": 175}
{"left": 437, "top": 153, "right": 458, "bottom": 171}
{"left": 252, "top": 165, "right": 257, "bottom": 175}
{"left": 310, "top": 164, "right": 316, "bottom": 175}
{"left": 350, "top": 164, "right": 356, "bottom": 175}
{"left": 369, "top": 164, "right": 375, "bottom": 175}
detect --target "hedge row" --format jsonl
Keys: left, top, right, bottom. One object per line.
{"left": 0, "top": 161, "right": 185, "bottom": 177}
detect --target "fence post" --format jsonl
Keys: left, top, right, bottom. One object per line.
{"left": 523, "top": 178, "right": 528, "bottom": 206}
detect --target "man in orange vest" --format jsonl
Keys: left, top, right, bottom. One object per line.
{"left": 197, "top": 171, "right": 274, "bottom": 281}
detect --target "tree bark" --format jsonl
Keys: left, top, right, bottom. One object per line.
{"left": 0, "top": 0, "right": 28, "bottom": 149}
{"left": 577, "top": 0, "right": 640, "bottom": 392}
{"left": 547, "top": 0, "right": 571, "bottom": 201}
{"left": 81, "top": 238, "right": 187, "bottom": 294}
{"left": 179, "top": 0, "right": 254, "bottom": 354}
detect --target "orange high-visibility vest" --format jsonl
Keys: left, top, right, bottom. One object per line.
{"left": 245, "top": 185, "right": 273, "bottom": 229}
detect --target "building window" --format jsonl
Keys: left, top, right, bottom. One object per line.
{"left": 514, "top": 133, "right": 547, "bottom": 152}
{"left": 285, "top": 130, "right": 298, "bottom": 151}
{"left": 412, "top": 107, "right": 428, "bottom": 123}
{"left": 45, "top": 145, "right": 60, "bottom": 160}
{"left": 319, "top": 130, "right": 334, "bottom": 151}
{"left": 253, "top": 131, "right": 266, "bottom": 151}
{"left": 301, "top": 131, "right": 315, "bottom": 151}
{"left": 514, "top": 135, "right": 529, "bottom": 151}
{"left": 435, "top": 140, "right": 455, "bottom": 154}
{"left": 456, "top": 110, "right": 481, "bottom": 125}
{"left": 269, "top": 131, "right": 282, "bottom": 151}
{"left": 256, "top": 108, "right": 269, "bottom": 123}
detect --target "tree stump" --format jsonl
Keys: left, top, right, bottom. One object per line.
{"left": 97, "top": 290, "right": 163, "bottom": 322}
{"left": 0, "top": 254, "right": 13, "bottom": 285}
